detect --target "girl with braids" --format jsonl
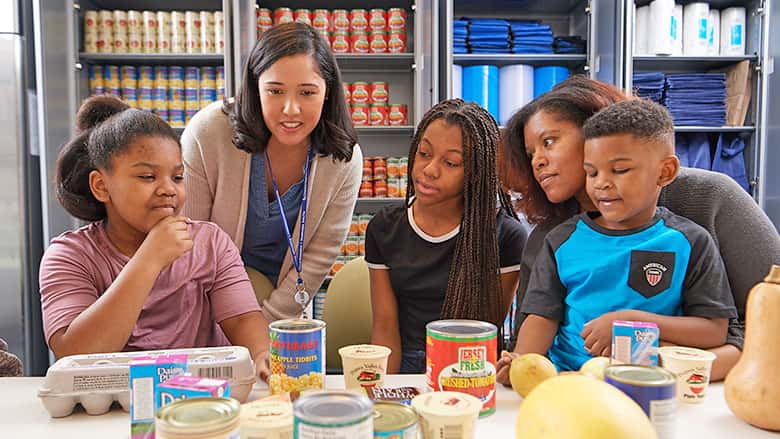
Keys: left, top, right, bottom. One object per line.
{"left": 39, "top": 96, "right": 269, "bottom": 379}
{"left": 365, "top": 99, "right": 528, "bottom": 374}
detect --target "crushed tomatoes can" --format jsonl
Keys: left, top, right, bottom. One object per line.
{"left": 351, "top": 104, "right": 369, "bottom": 126}
{"left": 388, "top": 104, "right": 408, "bottom": 125}
{"left": 331, "top": 31, "right": 350, "bottom": 53}
{"left": 269, "top": 319, "right": 326, "bottom": 396}
{"left": 425, "top": 319, "right": 497, "bottom": 417}
{"left": 351, "top": 31, "right": 370, "bottom": 53}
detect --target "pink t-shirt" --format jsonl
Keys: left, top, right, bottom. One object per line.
{"left": 39, "top": 220, "right": 261, "bottom": 351}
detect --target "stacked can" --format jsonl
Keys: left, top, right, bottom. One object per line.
{"left": 200, "top": 11, "right": 216, "bottom": 53}
{"left": 342, "top": 82, "right": 351, "bottom": 105}
{"left": 171, "top": 11, "right": 187, "bottom": 53}
{"left": 214, "top": 11, "right": 225, "bottom": 53}
{"left": 104, "top": 65, "right": 121, "bottom": 96}
{"left": 294, "top": 9, "right": 311, "bottom": 25}
{"left": 216, "top": 66, "right": 225, "bottom": 102}
{"left": 185, "top": 11, "right": 201, "bottom": 54}
{"left": 153, "top": 66, "right": 169, "bottom": 122}
{"left": 388, "top": 104, "right": 408, "bottom": 125}
{"left": 313, "top": 288, "right": 327, "bottom": 320}
{"left": 387, "top": 158, "right": 408, "bottom": 198}
{"left": 127, "top": 10, "right": 143, "bottom": 52}
{"left": 83, "top": 11, "right": 99, "bottom": 53}
{"left": 312, "top": 10, "right": 330, "bottom": 41}
{"left": 97, "top": 10, "right": 114, "bottom": 53}
{"left": 157, "top": 11, "right": 171, "bottom": 53}
{"left": 88, "top": 65, "right": 105, "bottom": 96}
{"left": 199, "top": 66, "right": 217, "bottom": 110}
{"left": 169, "top": 66, "right": 185, "bottom": 128}
{"left": 119, "top": 65, "right": 138, "bottom": 108}
{"left": 142, "top": 10, "right": 157, "bottom": 53}
{"left": 138, "top": 66, "right": 154, "bottom": 112}
{"left": 369, "top": 82, "right": 389, "bottom": 126}
{"left": 184, "top": 66, "right": 200, "bottom": 122}
{"left": 274, "top": 8, "right": 293, "bottom": 25}
{"left": 111, "top": 10, "right": 128, "bottom": 53}
{"left": 257, "top": 8, "right": 273, "bottom": 38}
{"left": 332, "top": 214, "right": 373, "bottom": 275}
{"left": 350, "top": 82, "right": 369, "bottom": 126}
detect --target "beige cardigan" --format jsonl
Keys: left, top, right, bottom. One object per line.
{"left": 181, "top": 102, "right": 363, "bottom": 321}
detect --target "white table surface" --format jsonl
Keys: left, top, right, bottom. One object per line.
{"left": 1, "top": 375, "right": 778, "bottom": 438}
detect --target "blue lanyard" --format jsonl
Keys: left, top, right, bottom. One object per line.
{"left": 265, "top": 147, "right": 313, "bottom": 305}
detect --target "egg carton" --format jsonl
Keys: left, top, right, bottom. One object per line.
{"left": 38, "top": 346, "right": 256, "bottom": 418}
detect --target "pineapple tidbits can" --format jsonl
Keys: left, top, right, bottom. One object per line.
{"left": 269, "top": 319, "right": 326, "bottom": 396}
{"left": 155, "top": 397, "right": 240, "bottom": 439}
{"left": 293, "top": 391, "right": 373, "bottom": 439}
{"left": 425, "top": 320, "right": 497, "bottom": 417}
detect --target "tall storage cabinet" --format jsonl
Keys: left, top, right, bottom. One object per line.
{"left": 625, "top": 0, "right": 768, "bottom": 204}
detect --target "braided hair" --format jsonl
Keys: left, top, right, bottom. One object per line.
{"left": 405, "top": 99, "right": 516, "bottom": 328}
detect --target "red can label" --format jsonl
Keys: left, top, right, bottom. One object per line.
{"left": 352, "top": 104, "right": 369, "bottom": 126}
{"left": 426, "top": 324, "right": 497, "bottom": 417}
{"left": 359, "top": 181, "right": 374, "bottom": 197}
{"left": 373, "top": 180, "right": 388, "bottom": 197}
{"left": 351, "top": 31, "right": 369, "bottom": 53}
{"left": 349, "top": 9, "right": 369, "bottom": 33}
{"left": 369, "top": 31, "right": 388, "bottom": 53}
{"left": 312, "top": 9, "right": 330, "bottom": 32}
{"left": 388, "top": 30, "right": 407, "bottom": 53}
{"left": 331, "top": 31, "right": 350, "bottom": 53}
{"left": 343, "top": 82, "right": 351, "bottom": 105}
{"left": 388, "top": 8, "right": 407, "bottom": 31}
{"left": 370, "top": 104, "right": 389, "bottom": 126}
{"left": 388, "top": 104, "right": 408, "bottom": 125}
{"left": 369, "top": 82, "right": 389, "bottom": 104}
{"left": 293, "top": 9, "right": 311, "bottom": 25}
{"left": 351, "top": 82, "right": 370, "bottom": 104}
{"left": 257, "top": 8, "right": 273, "bottom": 28}
{"left": 369, "top": 9, "right": 387, "bottom": 31}
{"left": 332, "top": 10, "right": 350, "bottom": 32}
{"left": 274, "top": 8, "right": 293, "bottom": 25}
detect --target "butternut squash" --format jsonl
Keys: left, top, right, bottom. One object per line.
{"left": 725, "top": 264, "right": 780, "bottom": 431}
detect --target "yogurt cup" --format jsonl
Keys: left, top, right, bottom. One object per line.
{"left": 659, "top": 346, "right": 716, "bottom": 403}
{"left": 339, "top": 344, "right": 392, "bottom": 390}
{"left": 411, "top": 391, "right": 482, "bottom": 439}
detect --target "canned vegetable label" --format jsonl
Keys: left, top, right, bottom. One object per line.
{"left": 269, "top": 319, "right": 326, "bottom": 396}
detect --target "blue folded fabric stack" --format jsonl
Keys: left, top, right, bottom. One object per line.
{"left": 466, "top": 18, "right": 511, "bottom": 54}
{"left": 509, "top": 21, "right": 553, "bottom": 54}
{"left": 454, "top": 19, "right": 468, "bottom": 54}
{"left": 664, "top": 73, "right": 727, "bottom": 126}
{"left": 553, "top": 36, "right": 586, "bottom": 54}
{"left": 632, "top": 72, "right": 665, "bottom": 104}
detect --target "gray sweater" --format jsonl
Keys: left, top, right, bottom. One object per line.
{"left": 513, "top": 167, "right": 780, "bottom": 349}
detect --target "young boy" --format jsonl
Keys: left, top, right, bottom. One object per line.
{"left": 498, "top": 99, "right": 737, "bottom": 374}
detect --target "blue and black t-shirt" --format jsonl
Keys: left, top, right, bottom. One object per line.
{"left": 521, "top": 207, "right": 737, "bottom": 371}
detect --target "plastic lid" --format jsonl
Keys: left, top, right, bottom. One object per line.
{"left": 373, "top": 402, "right": 417, "bottom": 432}
{"left": 241, "top": 400, "right": 293, "bottom": 428}
{"left": 411, "top": 391, "right": 482, "bottom": 418}
{"left": 338, "top": 344, "right": 391, "bottom": 360}
{"left": 604, "top": 365, "right": 676, "bottom": 386}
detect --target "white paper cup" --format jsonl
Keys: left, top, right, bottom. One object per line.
{"left": 659, "top": 346, "right": 716, "bottom": 403}
{"left": 412, "top": 391, "right": 482, "bottom": 439}
{"left": 338, "top": 344, "right": 391, "bottom": 390}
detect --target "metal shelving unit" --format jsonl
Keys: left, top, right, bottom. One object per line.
{"left": 78, "top": 53, "right": 225, "bottom": 66}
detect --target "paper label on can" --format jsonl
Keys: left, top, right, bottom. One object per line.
{"left": 731, "top": 24, "right": 742, "bottom": 46}
{"left": 295, "top": 417, "right": 372, "bottom": 439}
{"left": 269, "top": 328, "right": 325, "bottom": 394}
{"left": 650, "top": 398, "right": 677, "bottom": 439}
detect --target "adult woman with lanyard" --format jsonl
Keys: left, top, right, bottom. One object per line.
{"left": 182, "top": 23, "right": 362, "bottom": 378}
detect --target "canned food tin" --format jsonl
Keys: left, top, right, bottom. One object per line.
{"left": 126, "top": 31, "right": 142, "bottom": 53}
{"left": 387, "top": 177, "right": 401, "bottom": 198}
{"left": 185, "top": 108, "right": 198, "bottom": 123}
{"left": 369, "top": 82, "right": 389, "bottom": 104}
{"left": 604, "top": 365, "right": 676, "bottom": 439}
{"left": 185, "top": 66, "right": 200, "bottom": 89}
{"left": 143, "top": 10, "right": 158, "bottom": 53}
{"left": 83, "top": 29, "right": 98, "bottom": 53}
{"left": 257, "top": 8, "right": 273, "bottom": 35}
{"left": 358, "top": 214, "right": 372, "bottom": 234}
{"left": 139, "top": 88, "right": 154, "bottom": 112}
{"left": 350, "top": 215, "right": 360, "bottom": 234}
{"left": 400, "top": 177, "right": 408, "bottom": 198}
{"left": 185, "top": 11, "right": 202, "bottom": 53}
{"left": 156, "top": 397, "right": 240, "bottom": 439}
{"left": 351, "top": 104, "right": 369, "bottom": 126}
{"left": 156, "top": 108, "right": 169, "bottom": 123}
{"left": 138, "top": 65, "right": 154, "bottom": 88}
{"left": 269, "top": 319, "right": 326, "bottom": 395}
{"left": 97, "top": 29, "right": 113, "bottom": 53}
{"left": 88, "top": 64, "right": 104, "bottom": 96}
{"left": 388, "top": 104, "right": 408, "bottom": 125}
{"left": 343, "top": 82, "right": 351, "bottom": 105}
{"left": 373, "top": 401, "right": 417, "bottom": 439}
{"left": 169, "top": 66, "right": 184, "bottom": 87}
{"left": 387, "top": 158, "right": 400, "bottom": 178}
{"left": 241, "top": 399, "right": 293, "bottom": 439}
{"left": 274, "top": 8, "right": 293, "bottom": 25}
{"left": 171, "top": 11, "right": 187, "bottom": 53}
{"left": 312, "top": 10, "right": 330, "bottom": 32}
{"left": 350, "top": 9, "right": 369, "bottom": 33}
{"left": 351, "top": 31, "right": 370, "bottom": 53}
{"left": 157, "top": 11, "right": 172, "bottom": 53}
{"left": 200, "top": 11, "right": 216, "bottom": 53}
{"left": 388, "top": 9, "right": 407, "bottom": 31}
{"left": 294, "top": 9, "right": 312, "bottom": 25}
{"left": 369, "top": 31, "right": 387, "bottom": 53}
{"left": 426, "top": 320, "right": 498, "bottom": 417}
{"left": 200, "top": 88, "right": 216, "bottom": 109}
{"left": 332, "top": 10, "right": 350, "bottom": 32}
{"left": 200, "top": 66, "right": 216, "bottom": 88}
{"left": 84, "top": 10, "right": 98, "bottom": 32}
{"left": 103, "top": 64, "right": 119, "bottom": 85}
{"left": 359, "top": 181, "right": 373, "bottom": 198}
{"left": 97, "top": 10, "right": 114, "bottom": 32}
{"left": 388, "top": 30, "right": 407, "bottom": 53}
{"left": 113, "top": 10, "right": 127, "bottom": 32}
{"left": 372, "top": 157, "right": 387, "bottom": 177}
{"left": 216, "top": 66, "right": 225, "bottom": 99}
{"left": 411, "top": 392, "right": 482, "bottom": 439}
{"left": 345, "top": 235, "right": 360, "bottom": 256}
{"left": 351, "top": 82, "right": 370, "bottom": 104}
{"left": 399, "top": 157, "right": 408, "bottom": 175}
{"left": 331, "top": 31, "right": 350, "bottom": 53}
{"left": 369, "top": 104, "right": 388, "bottom": 126}
{"left": 120, "top": 65, "right": 137, "bottom": 87}
{"left": 170, "top": 109, "right": 185, "bottom": 128}
{"left": 369, "top": 9, "right": 387, "bottom": 32}
{"left": 185, "top": 87, "right": 200, "bottom": 104}
{"left": 112, "top": 32, "right": 128, "bottom": 53}
{"left": 373, "top": 180, "right": 387, "bottom": 197}
{"left": 294, "top": 391, "right": 373, "bottom": 439}
{"left": 214, "top": 11, "right": 225, "bottom": 53}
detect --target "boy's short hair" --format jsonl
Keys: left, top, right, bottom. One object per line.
{"left": 582, "top": 99, "right": 674, "bottom": 147}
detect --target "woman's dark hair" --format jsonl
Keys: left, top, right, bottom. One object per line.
{"left": 406, "top": 99, "right": 516, "bottom": 330}
{"left": 499, "top": 75, "right": 631, "bottom": 225}
{"left": 225, "top": 23, "right": 356, "bottom": 160}
{"left": 55, "top": 95, "right": 180, "bottom": 221}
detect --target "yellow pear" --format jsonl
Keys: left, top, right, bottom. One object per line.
{"left": 509, "top": 353, "right": 558, "bottom": 397}
{"left": 579, "top": 356, "right": 611, "bottom": 380}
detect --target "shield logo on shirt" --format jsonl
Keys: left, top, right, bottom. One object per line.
{"left": 645, "top": 267, "right": 664, "bottom": 286}
{"left": 629, "top": 250, "right": 675, "bottom": 298}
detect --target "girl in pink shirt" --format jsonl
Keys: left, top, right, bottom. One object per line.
{"left": 40, "top": 96, "right": 270, "bottom": 377}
